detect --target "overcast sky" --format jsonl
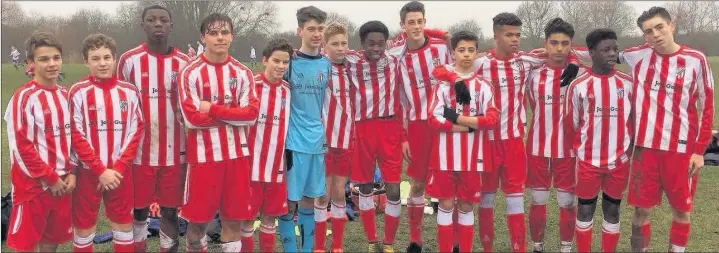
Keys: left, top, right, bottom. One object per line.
{"left": 17, "top": 1, "right": 669, "bottom": 37}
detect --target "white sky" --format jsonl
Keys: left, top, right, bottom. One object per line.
{"left": 16, "top": 1, "right": 669, "bottom": 37}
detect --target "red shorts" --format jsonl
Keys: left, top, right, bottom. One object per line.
{"left": 352, "top": 118, "right": 402, "bottom": 184}
{"left": 6, "top": 191, "right": 72, "bottom": 251}
{"left": 326, "top": 147, "right": 354, "bottom": 177}
{"left": 482, "top": 138, "right": 527, "bottom": 194}
{"left": 73, "top": 168, "right": 134, "bottom": 229}
{"left": 575, "top": 160, "right": 629, "bottom": 200}
{"left": 426, "top": 170, "right": 482, "bottom": 203}
{"left": 133, "top": 164, "right": 187, "bottom": 208}
{"left": 527, "top": 155, "right": 576, "bottom": 192}
{"left": 628, "top": 148, "right": 697, "bottom": 212}
{"left": 406, "top": 120, "right": 435, "bottom": 181}
{"left": 250, "top": 182, "right": 289, "bottom": 217}
{"left": 182, "top": 158, "right": 253, "bottom": 223}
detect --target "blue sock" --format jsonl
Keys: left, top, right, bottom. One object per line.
{"left": 278, "top": 213, "right": 297, "bottom": 252}
{"left": 298, "top": 207, "right": 315, "bottom": 252}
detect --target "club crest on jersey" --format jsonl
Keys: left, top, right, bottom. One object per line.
{"left": 119, "top": 100, "right": 128, "bottom": 112}
{"left": 171, "top": 71, "right": 178, "bottom": 83}
{"left": 617, "top": 88, "right": 625, "bottom": 99}
{"left": 676, "top": 67, "right": 686, "bottom": 79}
{"left": 280, "top": 98, "right": 287, "bottom": 108}
{"left": 317, "top": 71, "right": 324, "bottom": 82}
{"left": 229, "top": 77, "right": 238, "bottom": 90}
{"left": 432, "top": 57, "right": 440, "bottom": 67}
{"left": 513, "top": 60, "right": 525, "bottom": 72}
{"left": 587, "top": 92, "right": 595, "bottom": 102}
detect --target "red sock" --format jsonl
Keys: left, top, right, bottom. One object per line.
{"left": 458, "top": 224, "right": 474, "bottom": 253}
{"left": 601, "top": 228, "right": 620, "bottom": 252}
{"left": 437, "top": 224, "right": 454, "bottom": 252}
{"left": 383, "top": 214, "right": 400, "bottom": 245}
{"left": 408, "top": 203, "right": 424, "bottom": 244}
{"left": 670, "top": 221, "right": 690, "bottom": 251}
{"left": 241, "top": 235, "right": 254, "bottom": 252}
{"left": 507, "top": 213, "right": 526, "bottom": 252}
{"left": 529, "top": 204, "right": 547, "bottom": 243}
{"left": 134, "top": 240, "right": 147, "bottom": 253}
{"left": 73, "top": 244, "right": 93, "bottom": 252}
{"left": 114, "top": 242, "right": 135, "bottom": 252}
{"left": 575, "top": 223, "right": 594, "bottom": 253}
{"left": 640, "top": 223, "right": 651, "bottom": 250}
{"left": 559, "top": 207, "right": 576, "bottom": 243}
{"left": 260, "top": 229, "right": 276, "bottom": 252}
{"left": 331, "top": 218, "right": 347, "bottom": 249}
{"left": 360, "top": 209, "right": 378, "bottom": 242}
{"left": 314, "top": 220, "right": 328, "bottom": 251}
{"left": 478, "top": 207, "right": 494, "bottom": 253}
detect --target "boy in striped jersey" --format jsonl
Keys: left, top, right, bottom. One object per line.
{"left": 525, "top": 18, "right": 583, "bottom": 253}
{"left": 4, "top": 32, "right": 76, "bottom": 253}
{"left": 564, "top": 29, "right": 633, "bottom": 253}
{"left": 69, "top": 33, "right": 145, "bottom": 252}
{"left": 116, "top": 5, "right": 190, "bottom": 252}
{"left": 427, "top": 31, "right": 499, "bottom": 253}
{"left": 177, "top": 13, "right": 259, "bottom": 253}
{"left": 241, "top": 38, "right": 293, "bottom": 253}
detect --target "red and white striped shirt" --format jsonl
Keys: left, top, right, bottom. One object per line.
{"left": 248, "top": 73, "right": 291, "bottom": 183}
{"left": 323, "top": 62, "right": 355, "bottom": 149}
{"left": 428, "top": 73, "right": 499, "bottom": 172}
{"left": 472, "top": 50, "right": 545, "bottom": 140}
{"left": 4, "top": 81, "right": 73, "bottom": 204}
{"left": 526, "top": 65, "right": 587, "bottom": 158}
{"left": 388, "top": 37, "right": 452, "bottom": 121}
{"left": 178, "top": 54, "right": 259, "bottom": 163}
{"left": 117, "top": 44, "right": 190, "bottom": 166}
{"left": 69, "top": 76, "right": 144, "bottom": 176}
{"left": 564, "top": 70, "right": 633, "bottom": 169}
{"left": 619, "top": 44, "right": 714, "bottom": 154}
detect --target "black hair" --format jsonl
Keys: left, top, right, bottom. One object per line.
{"left": 262, "top": 38, "right": 294, "bottom": 59}
{"left": 141, "top": 4, "right": 171, "bottom": 21}
{"left": 637, "top": 6, "right": 672, "bottom": 29}
{"left": 544, "top": 17, "right": 574, "bottom": 39}
{"left": 492, "top": 12, "right": 522, "bottom": 32}
{"left": 359, "top": 21, "right": 389, "bottom": 43}
{"left": 399, "top": 1, "right": 425, "bottom": 23}
{"left": 586, "top": 28, "right": 617, "bottom": 50}
{"left": 200, "top": 13, "right": 233, "bottom": 35}
{"left": 450, "top": 31, "right": 479, "bottom": 50}
{"left": 296, "top": 6, "right": 327, "bottom": 28}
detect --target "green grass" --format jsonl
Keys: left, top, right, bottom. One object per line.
{"left": 2, "top": 60, "right": 719, "bottom": 252}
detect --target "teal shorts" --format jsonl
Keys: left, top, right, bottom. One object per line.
{"left": 286, "top": 151, "right": 326, "bottom": 201}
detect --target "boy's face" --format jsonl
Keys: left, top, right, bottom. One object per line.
{"left": 85, "top": 46, "right": 115, "bottom": 79}
{"left": 30, "top": 46, "right": 62, "bottom": 82}
{"left": 590, "top": 39, "right": 618, "bottom": 70}
{"left": 201, "top": 21, "right": 233, "bottom": 55}
{"left": 361, "top": 32, "right": 387, "bottom": 62}
{"left": 544, "top": 32, "right": 572, "bottom": 63}
{"left": 494, "top": 25, "right": 521, "bottom": 53}
{"left": 297, "top": 19, "right": 325, "bottom": 49}
{"left": 400, "top": 11, "right": 426, "bottom": 41}
{"left": 641, "top": 16, "right": 675, "bottom": 49}
{"left": 142, "top": 9, "right": 172, "bottom": 44}
{"left": 324, "top": 33, "right": 349, "bottom": 63}
{"left": 263, "top": 50, "right": 291, "bottom": 81}
{"left": 452, "top": 40, "right": 477, "bottom": 70}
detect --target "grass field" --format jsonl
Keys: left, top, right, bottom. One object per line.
{"left": 1, "top": 60, "right": 719, "bottom": 252}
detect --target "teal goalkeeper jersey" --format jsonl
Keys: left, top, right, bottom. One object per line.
{"left": 284, "top": 51, "right": 332, "bottom": 154}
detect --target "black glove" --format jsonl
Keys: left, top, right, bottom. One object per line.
{"left": 560, "top": 63, "right": 579, "bottom": 87}
{"left": 285, "top": 149, "right": 293, "bottom": 170}
{"left": 443, "top": 107, "right": 459, "bottom": 124}
{"left": 467, "top": 127, "right": 475, "bottom": 133}
{"left": 454, "top": 81, "right": 472, "bottom": 105}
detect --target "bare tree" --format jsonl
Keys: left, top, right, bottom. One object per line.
{"left": 447, "top": 19, "right": 484, "bottom": 41}
{"left": 2, "top": 1, "right": 25, "bottom": 27}
{"left": 664, "top": 1, "right": 719, "bottom": 35}
{"left": 325, "top": 12, "right": 357, "bottom": 36}
{"left": 559, "top": 1, "right": 635, "bottom": 43}
{"left": 516, "top": 1, "right": 557, "bottom": 48}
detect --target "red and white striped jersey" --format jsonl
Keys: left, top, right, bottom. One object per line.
{"left": 564, "top": 70, "right": 634, "bottom": 169}
{"left": 619, "top": 45, "right": 715, "bottom": 154}
{"left": 69, "top": 76, "right": 145, "bottom": 176}
{"left": 472, "top": 49, "right": 545, "bottom": 140}
{"left": 4, "top": 81, "right": 73, "bottom": 204}
{"left": 388, "top": 37, "right": 452, "bottom": 122}
{"left": 346, "top": 52, "right": 402, "bottom": 121}
{"left": 117, "top": 44, "right": 190, "bottom": 166}
{"left": 323, "top": 62, "right": 355, "bottom": 149}
{"left": 428, "top": 73, "right": 498, "bottom": 172}
{"left": 526, "top": 65, "right": 587, "bottom": 158}
{"left": 248, "top": 73, "right": 291, "bottom": 183}
{"left": 178, "top": 54, "right": 259, "bottom": 163}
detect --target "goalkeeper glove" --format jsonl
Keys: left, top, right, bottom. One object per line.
{"left": 454, "top": 81, "right": 472, "bottom": 105}
{"left": 285, "top": 149, "right": 293, "bottom": 170}
{"left": 443, "top": 107, "right": 459, "bottom": 124}
{"left": 560, "top": 63, "right": 579, "bottom": 87}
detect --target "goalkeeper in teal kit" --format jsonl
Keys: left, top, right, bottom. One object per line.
{"left": 279, "top": 5, "right": 332, "bottom": 253}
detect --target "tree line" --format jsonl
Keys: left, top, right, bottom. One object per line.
{"left": 2, "top": 0, "right": 718, "bottom": 64}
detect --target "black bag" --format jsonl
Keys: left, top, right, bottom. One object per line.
{"left": 2, "top": 191, "right": 12, "bottom": 241}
